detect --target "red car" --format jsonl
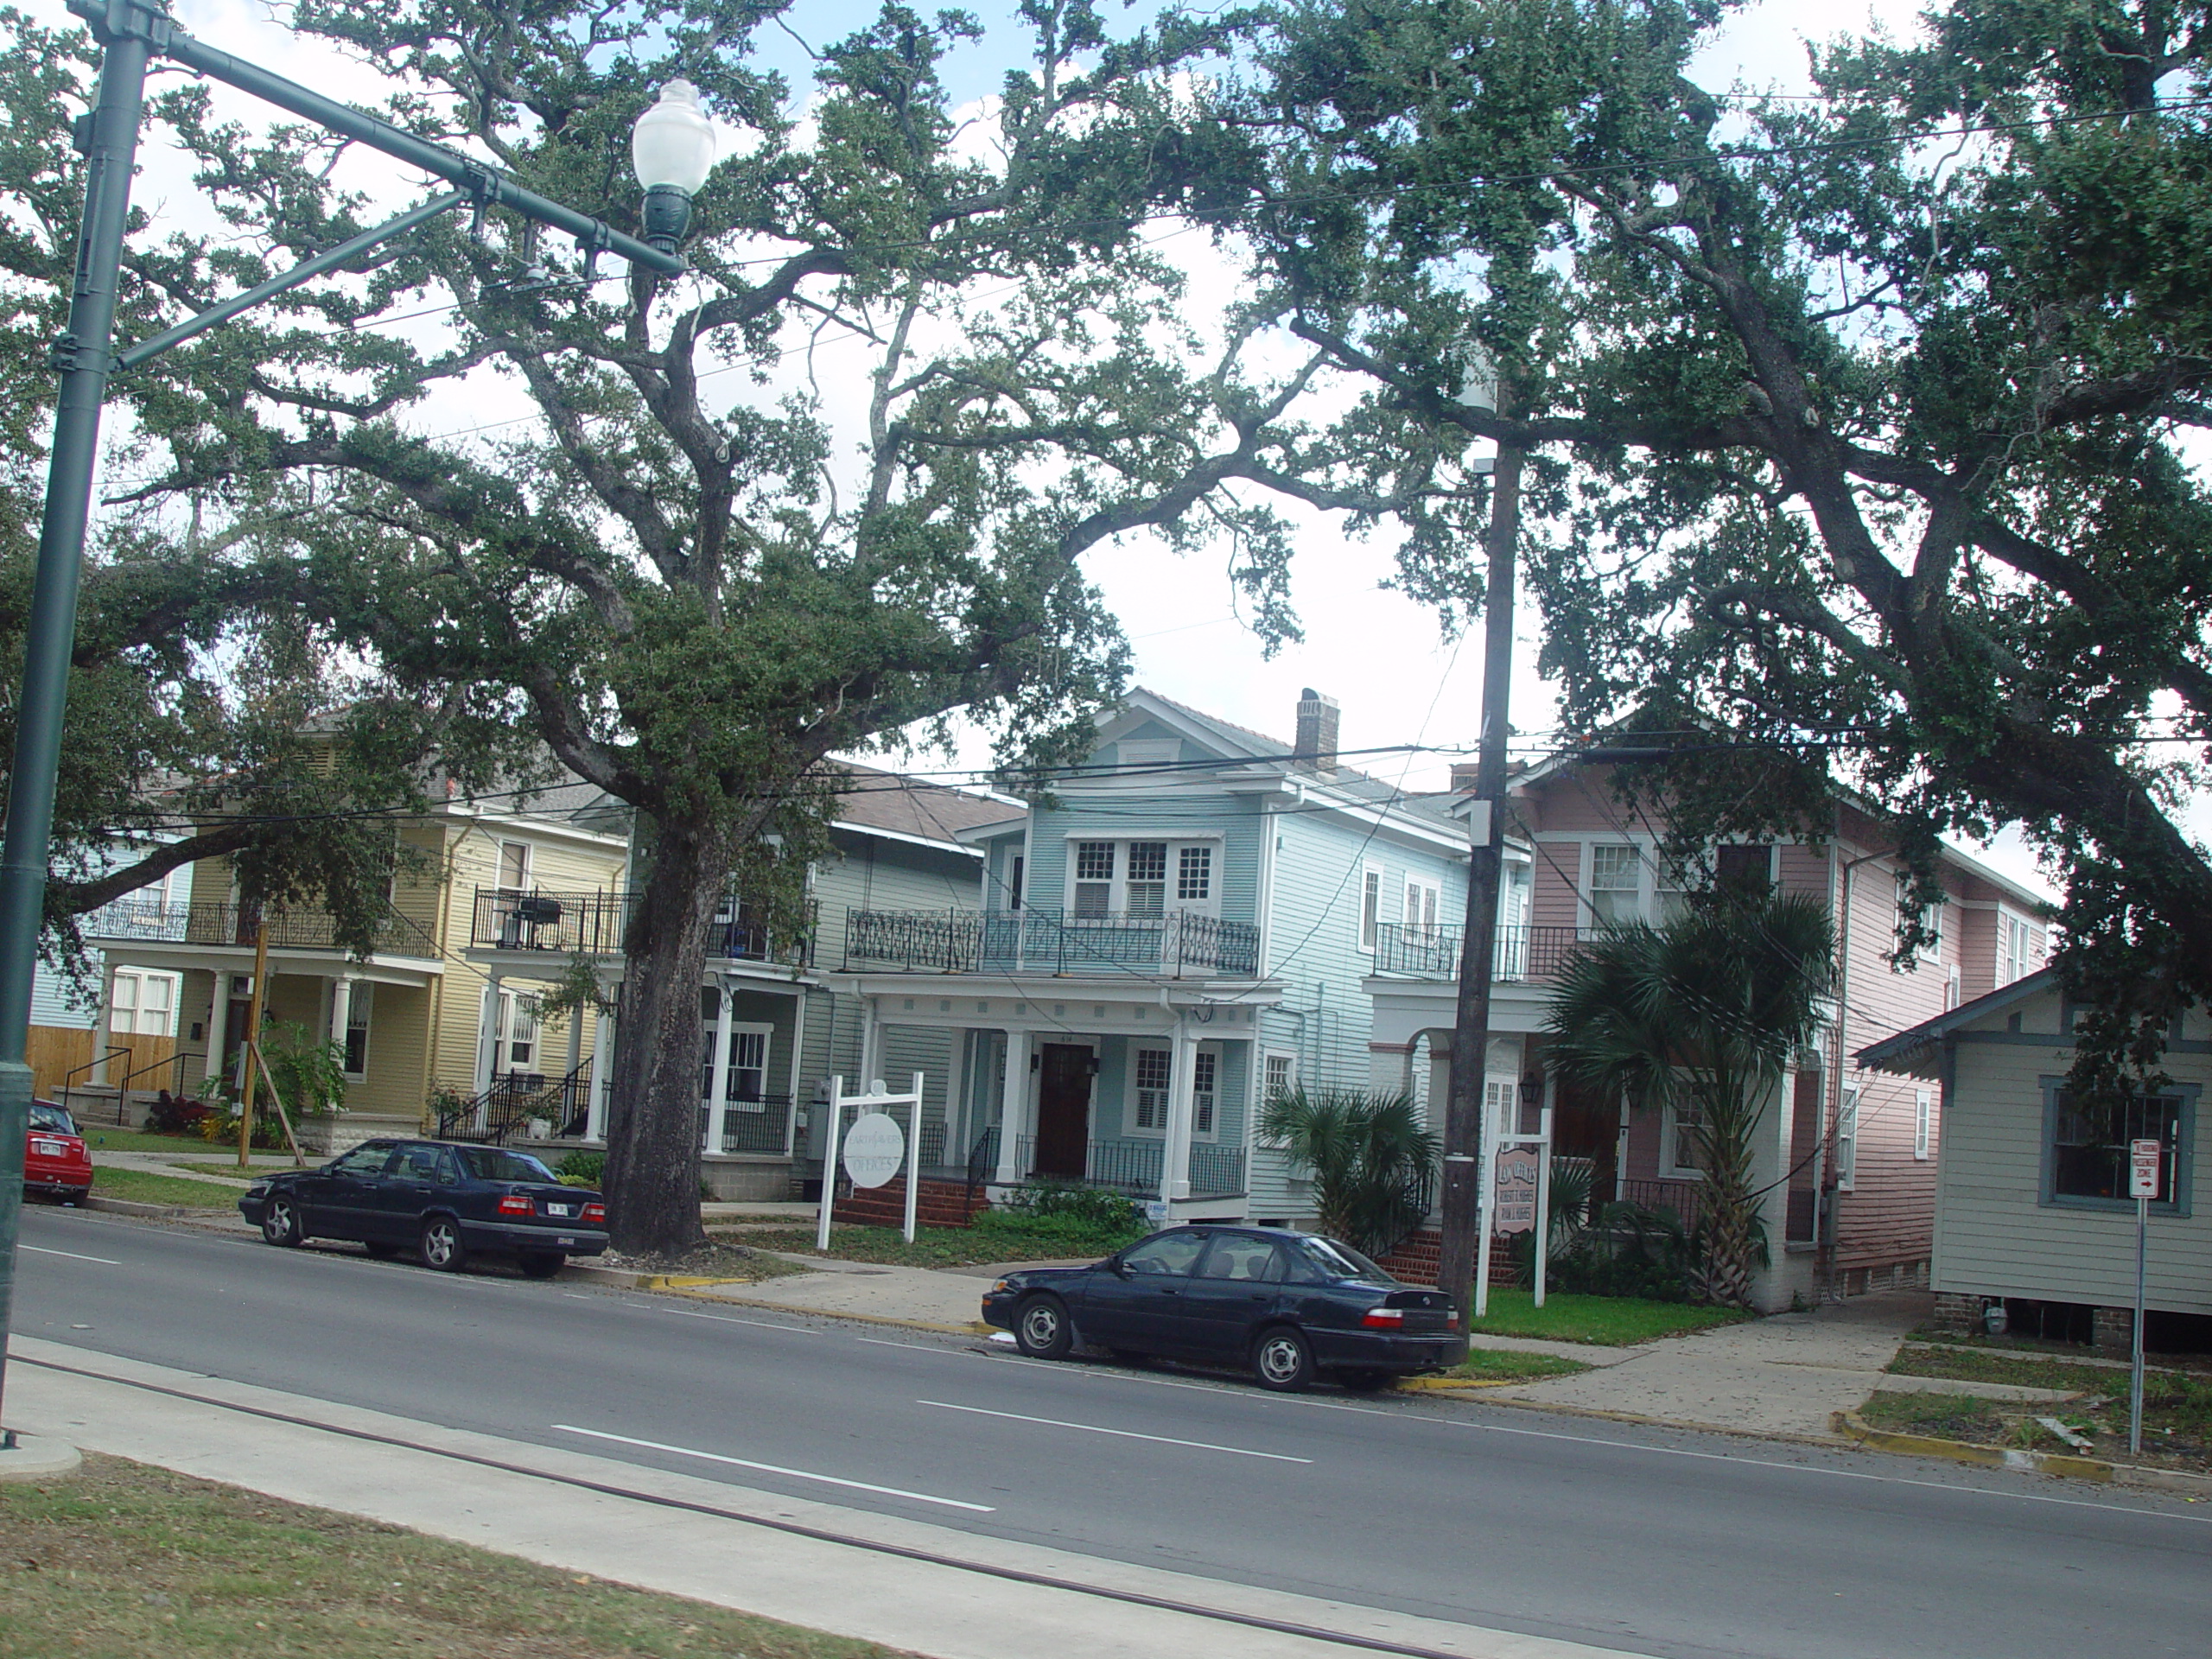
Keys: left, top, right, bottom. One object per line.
{"left": 25, "top": 1099, "right": 93, "bottom": 1205}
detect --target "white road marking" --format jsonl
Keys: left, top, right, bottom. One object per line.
{"left": 918, "top": 1399, "right": 1312, "bottom": 1462}
{"left": 661, "top": 1307, "right": 819, "bottom": 1334}
{"left": 550, "top": 1425, "right": 996, "bottom": 1512}
{"left": 21, "top": 1244, "right": 121, "bottom": 1265}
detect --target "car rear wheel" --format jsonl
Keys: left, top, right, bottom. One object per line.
{"left": 1252, "top": 1326, "right": 1314, "bottom": 1392}
{"left": 518, "top": 1251, "right": 565, "bottom": 1280}
{"left": 1014, "top": 1294, "right": 1073, "bottom": 1360}
{"left": 417, "top": 1217, "right": 467, "bottom": 1273}
{"left": 261, "top": 1197, "right": 303, "bottom": 1247}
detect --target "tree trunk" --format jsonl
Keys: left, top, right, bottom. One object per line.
{"left": 602, "top": 823, "right": 734, "bottom": 1257}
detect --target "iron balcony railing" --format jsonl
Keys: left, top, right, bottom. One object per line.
{"left": 699, "top": 1094, "right": 795, "bottom": 1155}
{"left": 1012, "top": 1135, "right": 1246, "bottom": 1198}
{"left": 471, "top": 889, "right": 813, "bottom": 967}
{"left": 436, "top": 1061, "right": 594, "bottom": 1145}
{"left": 842, "top": 906, "right": 1261, "bottom": 978}
{"left": 86, "top": 899, "right": 438, "bottom": 957}
{"left": 1370, "top": 922, "right": 1585, "bottom": 982}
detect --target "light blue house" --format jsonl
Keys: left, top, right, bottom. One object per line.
{"left": 828, "top": 689, "right": 1470, "bottom": 1223}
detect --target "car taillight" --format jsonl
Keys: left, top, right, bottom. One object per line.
{"left": 1361, "top": 1306, "right": 1406, "bottom": 1329}
{"left": 581, "top": 1202, "right": 605, "bottom": 1225}
{"left": 1446, "top": 1311, "right": 1460, "bottom": 1330}
{"left": 497, "top": 1194, "right": 534, "bottom": 1216}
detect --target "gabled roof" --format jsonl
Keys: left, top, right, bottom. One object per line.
{"left": 1855, "top": 966, "right": 2059, "bottom": 1076}
{"left": 830, "top": 762, "right": 1025, "bottom": 847}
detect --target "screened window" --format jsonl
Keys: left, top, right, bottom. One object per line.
{"left": 1134, "top": 1047, "right": 1171, "bottom": 1130}
{"left": 1178, "top": 845, "right": 1211, "bottom": 901}
{"left": 1126, "top": 842, "right": 1167, "bottom": 918}
{"left": 1590, "top": 844, "right": 1642, "bottom": 926}
{"left": 2047, "top": 1089, "right": 2185, "bottom": 1208}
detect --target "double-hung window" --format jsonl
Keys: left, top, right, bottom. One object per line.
{"left": 1133, "top": 1047, "right": 1172, "bottom": 1130}
{"left": 1192, "top": 1049, "right": 1217, "bottom": 1136}
{"left": 1073, "top": 842, "right": 1116, "bottom": 918}
{"left": 1125, "top": 842, "right": 1168, "bottom": 918}
{"left": 1178, "top": 845, "right": 1212, "bottom": 902}
{"left": 1999, "top": 913, "right": 2039, "bottom": 985}
{"left": 1590, "top": 844, "right": 1643, "bottom": 927}
{"left": 2044, "top": 1084, "right": 2191, "bottom": 1211}
{"left": 1071, "top": 838, "right": 1217, "bottom": 919}
{"left": 1130, "top": 1046, "right": 1220, "bottom": 1138}
{"left": 343, "top": 984, "right": 373, "bottom": 1078}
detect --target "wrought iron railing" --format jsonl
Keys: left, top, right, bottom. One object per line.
{"left": 437, "top": 1060, "right": 594, "bottom": 1145}
{"left": 703, "top": 1094, "right": 795, "bottom": 1154}
{"left": 471, "top": 889, "right": 812, "bottom": 966}
{"left": 86, "top": 899, "right": 438, "bottom": 957}
{"left": 1371, "top": 922, "right": 1584, "bottom": 982}
{"left": 842, "top": 906, "right": 1261, "bottom": 978}
{"left": 1618, "top": 1177, "right": 1706, "bottom": 1235}
{"left": 1010, "top": 1135, "right": 1245, "bottom": 1198}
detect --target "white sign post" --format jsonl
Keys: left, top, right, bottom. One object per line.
{"left": 815, "top": 1072, "right": 928, "bottom": 1249}
{"left": 2128, "top": 1136, "right": 2161, "bottom": 1455}
{"left": 1473, "top": 1097, "right": 1552, "bottom": 1318}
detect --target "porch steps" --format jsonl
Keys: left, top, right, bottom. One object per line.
{"left": 1374, "top": 1230, "right": 1519, "bottom": 1289}
{"left": 832, "top": 1176, "right": 991, "bottom": 1230}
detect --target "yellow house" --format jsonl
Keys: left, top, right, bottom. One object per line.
{"left": 78, "top": 779, "right": 630, "bottom": 1143}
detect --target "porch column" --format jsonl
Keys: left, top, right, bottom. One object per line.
{"left": 91, "top": 958, "right": 119, "bottom": 1084}
{"left": 943, "top": 1027, "right": 969, "bottom": 1166}
{"left": 585, "top": 1002, "right": 612, "bottom": 1142}
{"left": 564, "top": 995, "right": 584, "bottom": 1077}
{"left": 995, "top": 1029, "right": 1027, "bottom": 1184}
{"left": 327, "top": 976, "right": 353, "bottom": 1053}
{"left": 200, "top": 971, "right": 230, "bottom": 1089}
{"left": 705, "top": 981, "right": 734, "bottom": 1155}
{"left": 1160, "top": 1023, "right": 1199, "bottom": 1205}
{"left": 784, "top": 988, "right": 807, "bottom": 1157}
{"left": 857, "top": 996, "right": 883, "bottom": 1092}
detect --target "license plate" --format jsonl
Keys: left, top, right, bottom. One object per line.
{"left": 555, "top": 1236, "right": 576, "bottom": 1247}
{"left": 547, "top": 1202, "right": 572, "bottom": 1217}
{"left": 30, "top": 1140, "right": 64, "bottom": 1157}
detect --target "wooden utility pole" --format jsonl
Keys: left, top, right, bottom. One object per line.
{"left": 235, "top": 915, "right": 270, "bottom": 1169}
{"left": 1436, "top": 422, "right": 1526, "bottom": 1323}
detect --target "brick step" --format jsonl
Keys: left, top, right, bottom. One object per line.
{"left": 833, "top": 1176, "right": 990, "bottom": 1230}
{"left": 1375, "top": 1230, "right": 1519, "bottom": 1289}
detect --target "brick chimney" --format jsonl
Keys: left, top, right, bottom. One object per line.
{"left": 1294, "top": 689, "right": 1340, "bottom": 774}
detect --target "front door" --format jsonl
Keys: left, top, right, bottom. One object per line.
{"left": 1033, "top": 1044, "right": 1092, "bottom": 1178}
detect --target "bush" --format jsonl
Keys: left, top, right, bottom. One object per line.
{"left": 1516, "top": 1200, "right": 1695, "bottom": 1302}
{"left": 556, "top": 1150, "right": 607, "bottom": 1188}
{"left": 144, "top": 1094, "right": 215, "bottom": 1137}
{"left": 195, "top": 1106, "right": 289, "bottom": 1152}
{"left": 968, "top": 1207, "right": 1142, "bottom": 1255}
{"left": 996, "top": 1180, "right": 1142, "bottom": 1233}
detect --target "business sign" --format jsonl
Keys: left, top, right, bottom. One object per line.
{"left": 2129, "top": 1138, "right": 2164, "bottom": 1201}
{"left": 1493, "top": 1147, "right": 1541, "bottom": 1234}
{"left": 842, "top": 1112, "right": 906, "bottom": 1188}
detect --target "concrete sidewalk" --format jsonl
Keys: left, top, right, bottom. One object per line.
{"left": 4, "top": 1336, "right": 1641, "bottom": 1659}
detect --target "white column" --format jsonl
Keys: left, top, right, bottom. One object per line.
{"left": 784, "top": 988, "right": 807, "bottom": 1157}
{"left": 328, "top": 977, "right": 353, "bottom": 1052}
{"left": 586, "top": 1002, "right": 612, "bottom": 1142}
{"left": 857, "top": 997, "right": 882, "bottom": 1093}
{"left": 995, "top": 1029, "right": 1027, "bottom": 1184}
{"left": 1160, "top": 1024, "right": 1199, "bottom": 1205}
{"left": 705, "top": 981, "right": 734, "bottom": 1155}
{"left": 91, "top": 960, "right": 119, "bottom": 1084}
{"left": 564, "top": 995, "right": 584, "bottom": 1077}
{"left": 944, "top": 1027, "right": 969, "bottom": 1164}
{"left": 200, "top": 972, "right": 230, "bottom": 1088}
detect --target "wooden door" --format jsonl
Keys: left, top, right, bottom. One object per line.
{"left": 1033, "top": 1044, "right": 1093, "bottom": 1178}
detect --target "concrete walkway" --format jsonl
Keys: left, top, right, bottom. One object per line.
{"left": 1482, "top": 1290, "right": 1935, "bottom": 1437}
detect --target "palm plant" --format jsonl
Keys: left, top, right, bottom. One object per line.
{"left": 1543, "top": 893, "right": 1835, "bottom": 1308}
{"left": 1258, "top": 1088, "right": 1440, "bottom": 1257}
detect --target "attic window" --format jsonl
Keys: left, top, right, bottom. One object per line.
{"left": 1118, "top": 738, "right": 1180, "bottom": 770}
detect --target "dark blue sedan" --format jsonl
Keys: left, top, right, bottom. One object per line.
{"left": 238, "top": 1138, "right": 607, "bottom": 1277}
{"left": 981, "top": 1224, "right": 1466, "bottom": 1391}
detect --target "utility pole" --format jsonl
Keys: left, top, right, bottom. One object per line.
{"left": 1436, "top": 414, "right": 1526, "bottom": 1323}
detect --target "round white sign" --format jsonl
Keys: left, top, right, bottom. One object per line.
{"left": 842, "top": 1112, "right": 906, "bottom": 1189}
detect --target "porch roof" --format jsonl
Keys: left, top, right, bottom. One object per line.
{"left": 830, "top": 973, "right": 1281, "bottom": 1034}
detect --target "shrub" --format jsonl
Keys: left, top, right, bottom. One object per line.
{"left": 996, "top": 1180, "right": 1142, "bottom": 1233}
{"left": 1257, "top": 1087, "right": 1438, "bottom": 1257}
{"left": 144, "top": 1094, "right": 216, "bottom": 1137}
{"left": 968, "top": 1208, "right": 1141, "bottom": 1254}
{"left": 1517, "top": 1200, "right": 1696, "bottom": 1302}
{"left": 556, "top": 1150, "right": 607, "bottom": 1188}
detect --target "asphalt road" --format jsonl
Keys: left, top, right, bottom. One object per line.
{"left": 11, "top": 1205, "right": 2209, "bottom": 1659}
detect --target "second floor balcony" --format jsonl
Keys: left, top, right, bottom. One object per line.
{"left": 470, "top": 889, "right": 813, "bottom": 968}
{"left": 1372, "top": 921, "right": 1585, "bottom": 982}
{"left": 86, "top": 899, "right": 439, "bottom": 959}
{"left": 843, "top": 906, "right": 1262, "bottom": 979}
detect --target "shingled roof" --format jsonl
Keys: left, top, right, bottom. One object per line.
{"left": 831, "top": 762, "right": 1025, "bottom": 845}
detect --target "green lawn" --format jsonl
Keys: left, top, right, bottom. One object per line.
{"left": 1890, "top": 1344, "right": 2127, "bottom": 1393}
{"left": 71, "top": 1127, "right": 214, "bottom": 1154}
{"left": 1465, "top": 1289, "right": 1750, "bottom": 1347}
{"left": 0, "top": 1453, "right": 912, "bottom": 1659}
{"left": 81, "top": 1167, "right": 243, "bottom": 1211}
{"left": 176, "top": 1161, "right": 288, "bottom": 1182}
{"left": 1858, "top": 1389, "right": 2017, "bottom": 1445}
{"left": 714, "top": 1220, "right": 1136, "bottom": 1269}
{"left": 1444, "top": 1349, "right": 1595, "bottom": 1383}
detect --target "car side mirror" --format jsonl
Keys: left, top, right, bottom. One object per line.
{"left": 1109, "top": 1259, "right": 1132, "bottom": 1278}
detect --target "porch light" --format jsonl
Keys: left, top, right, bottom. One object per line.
{"left": 632, "top": 79, "right": 716, "bottom": 251}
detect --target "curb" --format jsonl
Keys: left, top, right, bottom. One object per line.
{"left": 1834, "top": 1409, "right": 2212, "bottom": 1496}
{"left": 558, "top": 1263, "right": 760, "bottom": 1293}
{"left": 84, "top": 1195, "right": 223, "bottom": 1221}
{"left": 1395, "top": 1376, "right": 1528, "bottom": 1394}
{"left": 665, "top": 1287, "right": 993, "bottom": 1337}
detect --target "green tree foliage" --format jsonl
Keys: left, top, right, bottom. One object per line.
{"left": 1234, "top": 0, "right": 2212, "bottom": 1095}
{"left": 2, "top": 0, "right": 1468, "bottom": 1251}
{"left": 1257, "top": 1086, "right": 1439, "bottom": 1255}
{"left": 1543, "top": 893, "right": 1836, "bottom": 1308}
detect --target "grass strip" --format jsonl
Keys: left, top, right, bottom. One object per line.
{"left": 1859, "top": 1389, "right": 2016, "bottom": 1445}
{"left": 0, "top": 1452, "right": 913, "bottom": 1659}
{"left": 81, "top": 1167, "right": 243, "bottom": 1210}
{"left": 1464, "top": 1289, "right": 1750, "bottom": 1347}
{"left": 71, "top": 1128, "right": 219, "bottom": 1154}
{"left": 1444, "top": 1349, "right": 1594, "bottom": 1383}
{"left": 1890, "top": 1344, "right": 2131, "bottom": 1393}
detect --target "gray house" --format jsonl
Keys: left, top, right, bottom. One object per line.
{"left": 1859, "top": 968, "right": 2209, "bottom": 1352}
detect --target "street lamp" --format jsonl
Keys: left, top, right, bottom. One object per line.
{"left": 0, "top": 0, "right": 690, "bottom": 1457}
{"left": 632, "top": 79, "right": 716, "bottom": 252}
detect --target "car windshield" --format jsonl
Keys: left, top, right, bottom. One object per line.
{"left": 454, "top": 1147, "right": 557, "bottom": 1184}
{"left": 29, "top": 1103, "right": 75, "bottom": 1135}
{"left": 1294, "top": 1236, "right": 1395, "bottom": 1283}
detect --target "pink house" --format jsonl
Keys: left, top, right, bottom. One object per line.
{"left": 1363, "top": 759, "right": 2054, "bottom": 1311}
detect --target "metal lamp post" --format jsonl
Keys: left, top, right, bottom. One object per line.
{"left": 0, "top": 0, "right": 710, "bottom": 1441}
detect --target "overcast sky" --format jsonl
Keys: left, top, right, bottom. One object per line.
{"left": 35, "top": 0, "right": 2102, "bottom": 899}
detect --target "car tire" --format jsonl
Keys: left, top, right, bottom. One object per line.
{"left": 1013, "top": 1294, "right": 1073, "bottom": 1360}
{"left": 260, "top": 1196, "right": 304, "bottom": 1248}
{"left": 1336, "top": 1369, "right": 1392, "bottom": 1394}
{"left": 1252, "top": 1325, "right": 1315, "bottom": 1392}
{"left": 518, "top": 1252, "right": 565, "bottom": 1280}
{"left": 418, "top": 1216, "right": 467, "bottom": 1273}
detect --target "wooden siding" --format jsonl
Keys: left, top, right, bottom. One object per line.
{"left": 1932, "top": 995, "right": 2212, "bottom": 1314}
